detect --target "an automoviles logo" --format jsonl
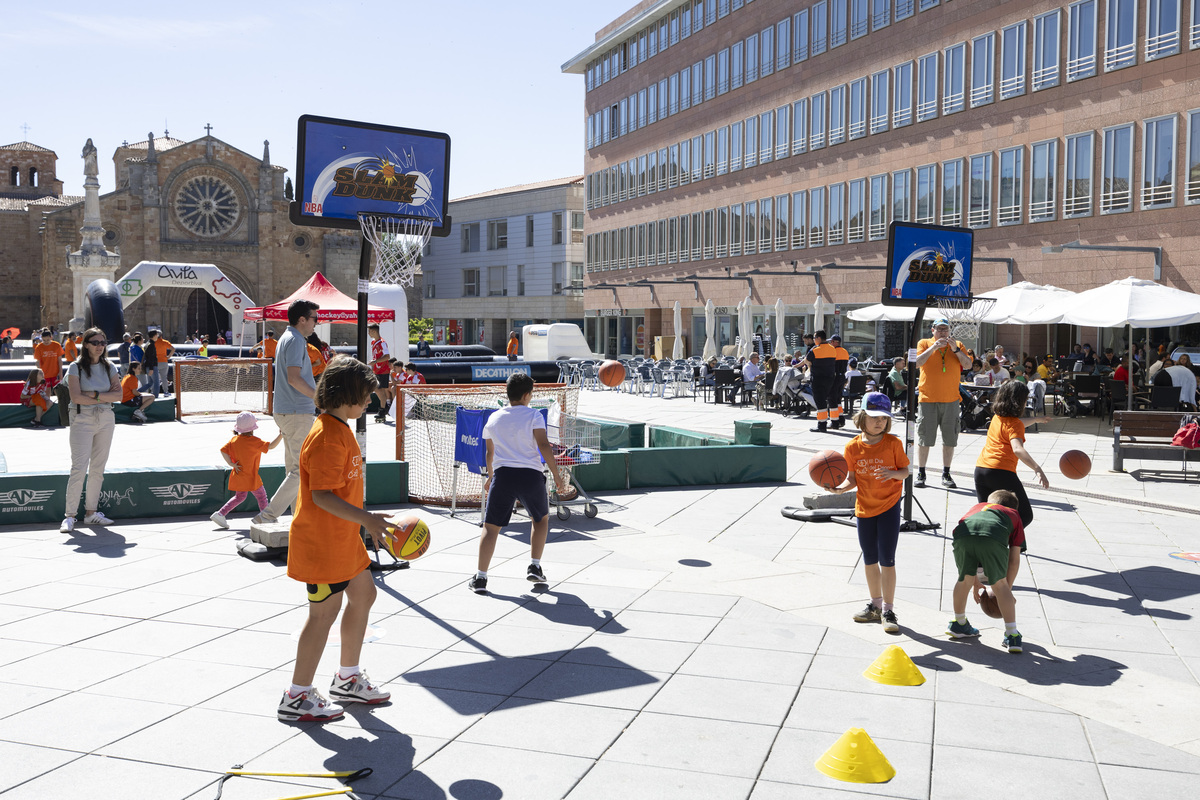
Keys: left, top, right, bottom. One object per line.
{"left": 148, "top": 483, "right": 211, "bottom": 506}
{"left": 0, "top": 489, "right": 56, "bottom": 513}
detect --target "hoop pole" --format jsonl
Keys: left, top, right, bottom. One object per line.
{"left": 357, "top": 231, "right": 373, "bottom": 474}
{"left": 900, "top": 302, "right": 939, "bottom": 532}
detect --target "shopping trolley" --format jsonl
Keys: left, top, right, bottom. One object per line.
{"left": 546, "top": 413, "right": 604, "bottom": 520}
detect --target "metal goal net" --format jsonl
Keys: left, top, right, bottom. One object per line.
{"left": 395, "top": 383, "right": 578, "bottom": 507}
{"left": 173, "top": 358, "right": 273, "bottom": 419}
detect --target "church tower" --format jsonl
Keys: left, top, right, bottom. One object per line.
{"left": 0, "top": 141, "right": 64, "bottom": 199}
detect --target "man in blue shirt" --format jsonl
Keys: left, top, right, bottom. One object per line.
{"left": 254, "top": 300, "right": 319, "bottom": 524}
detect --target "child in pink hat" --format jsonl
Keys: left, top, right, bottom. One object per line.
{"left": 211, "top": 412, "right": 283, "bottom": 529}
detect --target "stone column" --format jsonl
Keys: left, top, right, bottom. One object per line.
{"left": 66, "top": 138, "right": 121, "bottom": 331}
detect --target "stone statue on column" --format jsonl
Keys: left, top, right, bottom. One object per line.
{"left": 67, "top": 138, "right": 122, "bottom": 331}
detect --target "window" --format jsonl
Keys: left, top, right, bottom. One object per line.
{"left": 668, "top": 217, "right": 679, "bottom": 262}
{"left": 746, "top": 33, "right": 759, "bottom": 82}
{"left": 716, "top": 206, "right": 729, "bottom": 257}
{"left": 917, "top": 52, "right": 938, "bottom": 120}
{"left": 851, "top": 0, "right": 869, "bottom": 38}
{"left": 461, "top": 222, "right": 480, "bottom": 252}
{"left": 648, "top": 151, "right": 658, "bottom": 194}
{"left": 892, "top": 169, "right": 911, "bottom": 222}
{"left": 896, "top": 0, "right": 914, "bottom": 19}
{"left": 775, "top": 105, "right": 790, "bottom": 159}
{"left": 873, "top": 0, "right": 891, "bottom": 30}
{"left": 515, "top": 265, "right": 525, "bottom": 297}
{"left": 759, "top": 197, "right": 773, "bottom": 252}
{"left": 1000, "top": 22, "right": 1027, "bottom": 98}
{"left": 1102, "top": 124, "right": 1135, "bottom": 212}
{"left": 731, "top": 122, "right": 743, "bottom": 171}
{"left": 705, "top": 55, "right": 716, "bottom": 100}
{"left": 425, "top": 282, "right": 436, "bottom": 299}
{"left": 999, "top": 147, "right": 1024, "bottom": 224}
{"left": 571, "top": 262, "right": 585, "bottom": 290}
{"left": 761, "top": 27, "right": 775, "bottom": 78}
{"left": 1065, "top": 132, "right": 1095, "bottom": 215}
{"left": 868, "top": 174, "right": 888, "bottom": 239}
{"left": 730, "top": 204, "right": 743, "bottom": 256}
{"left": 894, "top": 61, "right": 913, "bottom": 127}
{"left": 775, "top": 194, "right": 790, "bottom": 250}
{"left": 744, "top": 201, "right": 757, "bottom": 254}
{"left": 670, "top": 9, "right": 680, "bottom": 45}
{"left": 944, "top": 43, "right": 966, "bottom": 114}
{"left": 760, "top": 112, "right": 773, "bottom": 164}
{"left": 829, "top": 85, "right": 846, "bottom": 144}
{"left": 717, "top": 126, "right": 729, "bottom": 175}
{"left": 658, "top": 148, "right": 669, "bottom": 191}
{"left": 848, "top": 179, "right": 866, "bottom": 241}
{"left": 1143, "top": 115, "right": 1177, "bottom": 207}
{"left": 794, "top": 9, "right": 810, "bottom": 62}
{"left": 488, "top": 265, "right": 507, "bottom": 296}
{"left": 916, "top": 165, "right": 937, "bottom": 223}
{"left": 692, "top": 211, "right": 702, "bottom": 260}
{"left": 919, "top": 0, "right": 938, "bottom": 8}
{"left": 828, "top": 183, "right": 846, "bottom": 245}
{"left": 552, "top": 212, "right": 564, "bottom": 244}
{"left": 553, "top": 262, "right": 565, "bottom": 292}
{"left": 811, "top": 91, "right": 827, "bottom": 149}
{"left": 941, "top": 159, "right": 963, "bottom": 226}
{"left": 718, "top": 48, "right": 730, "bottom": 94}
{"left": 831, "top": 0, "right": 848, "bottom": 48}
{"left": 464, "top": 268, "right": 480, "bottom": 297}
{"left": 791, "top": 191, "right": 807, "bottom": 248}
{"left": 705, "top": 131, "right": 717, "bottom": 178}
{"left": 1106, "top": 0, "right": 1137, "bottom": 70}
{"left": 971, "top": 33, "right": 995, "bottom": 106}
{"left": 571, "top": 212, "right": 584, "bottom": 243}
{"left": 1146, "top": 0, "right": 1181, "bottom": 59}
{"left": 1188, "top": 110, "right": 1200, "bottom": 202}
{"left": 1068, "top": 1, "right": 1098, "bottom": 80}
{"left": 1031, "top": 139, "right": 1057, "bottom": 220}
{"left": 526, "top": 216, "right": 535, "bottom": 247}
{"left": 809, "top": 187, "right": 826, "bottom": 247}
{"left": 745, "top": 117, "right": 758, "bottom": 168}
{"left": 639, "top": 155, "right": 649, "bottom": 196}
{"left": 968, "top": 153, "right": 992, "bottom": 227}
{"left": 813, "top": 1, "right": 828, "bottom": 55}
{"left": 1033, "top": 11, "right": 1061, "bottom": 89}
{"left": 776, "top": 18, "right": 792, "bottom": 70}
{"left": 1193, "top": 0, "right": 1200, "bottom": 48}
{"left": 732, "top": 41, "right": 744, "bottom": 89}
{"left": 692, "top": 135, "right": 704, "bottom": 181}
{"left": 649, "top": 82, "right": 659, "bottom": 122}
{"left": 792, "top": 98, "right": 811, "bottom": 154}
{"left": 849, "top": 78, "right": 867, "bottom": 139}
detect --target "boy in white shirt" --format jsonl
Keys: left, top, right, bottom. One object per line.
{"left": 470, "top": 373, "right": 569, "bottom": 594}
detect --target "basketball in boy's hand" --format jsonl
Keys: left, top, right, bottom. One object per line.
{"left": 598, "top": 360, "right": 625, "bottom": 388}
{"left": 978, "top": 586, "right": 1003, "bottom": 619}
{"left": 1058, "top": 450, "right": 1092, "bottom": 480}
{"left": 384, "top": 514, "right": 431, "bottom": 560}
{"left": 809, "top": 450, "right": 849, "bottom": 490}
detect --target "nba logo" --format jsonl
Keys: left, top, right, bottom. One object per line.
{"left": 890, "top": 288, "right": 901, "bottom": 297}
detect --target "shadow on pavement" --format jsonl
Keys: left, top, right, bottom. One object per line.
{"left": 904, "top": 629, "right": 1126, "bottom": 687}
{"left": 62, "top": 524, "right": 137, "bottom": 557}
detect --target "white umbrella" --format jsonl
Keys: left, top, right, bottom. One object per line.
{"left": 847, "top": 303, "right": 925, "bottom": 322}
{"left": 773, "top": 298, "right": 788, "bottom": 359}
{"left": 702, "top": 299, "right": 717, "bottom": 360}
{"left": 741, "top": 299, "right": 754, "bottom": 359}
{"left": 813, "top": 293, "right": 826, "bottom": 335}
{"left": 975, "top": 281, "right": 1076, "bottom": 324}
{"left": 672, "top": 300, "right": 684, "bottom": 360}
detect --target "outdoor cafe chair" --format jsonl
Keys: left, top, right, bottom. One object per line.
{"left": 842, "top": 374, "right": 870, "bottom": 415}
{"left": 1149, "top": 384, "right": 1182, "bottom": 410}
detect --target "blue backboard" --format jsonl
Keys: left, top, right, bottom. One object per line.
{"left": 882, "top": 221, "right": 974, "bottom": 306}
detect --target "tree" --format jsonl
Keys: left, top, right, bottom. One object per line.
{"left": 284, "top": 177, "right": 294, "bottom": 201}
{"left": 409, "top": 317, "right": 433, "bottom": 343}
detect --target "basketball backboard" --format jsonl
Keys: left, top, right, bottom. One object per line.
{"left": 882, "top": 221, "right": 974, "bottom": 306}
{"left": 289, "top": 114, "right": 452, "bottom": 237}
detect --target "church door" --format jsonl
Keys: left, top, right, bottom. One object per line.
{"left": 186, "top": 288, "right": 230, "bottom": 340}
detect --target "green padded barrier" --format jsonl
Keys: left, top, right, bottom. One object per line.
{"left": 0, "top": 460, "right": 409, "bottom": 525}
{"left": 573, "top": 450, "right": 629, "bottom": 492}
{"left": 735, "top": 420, "right": 772, "bottom": 446}
{"left": 1, "top": 397, "right": 174, "bottom": 428}
{"left": 627, "top": 445, "right": 787, "bottom": 488}
{"left": 582, "top": 418, "right": 645, "bottom": 451}
{"left": 648, "top": 425, "right": 710, "bottom": 449}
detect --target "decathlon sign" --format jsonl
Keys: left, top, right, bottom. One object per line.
{"left": 471, "top": 364, "right": 531, "bottom": 382}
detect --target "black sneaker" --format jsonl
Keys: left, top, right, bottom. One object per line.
{"left": 468, "top": 575, "right": 488, "bottom": 594}
{"left": 882, "top": 610, "right": 900, "bottom": 633}
{"left": 914, "top": 471, "right": 926, "bottom": 488}
{"left": 526, "top": 563, "right": 547, "bottom": 584}
{"left": 941, "top": 472, "right": 957, "bottom": 489}
{"left": 810, "top": 423, "right": 827, "bottom": 433}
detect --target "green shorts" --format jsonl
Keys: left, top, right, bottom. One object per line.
{"left": 917, "top": 400, "right": 960, "bottom": 448}
{"left": 953, "top": 537, "right": 1009, "bottom": 585}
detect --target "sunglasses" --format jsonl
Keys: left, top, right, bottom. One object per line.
{"left": 87, "top": 339, "right": 107, "bottom": 346}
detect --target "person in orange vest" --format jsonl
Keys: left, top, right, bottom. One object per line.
{"left": 257, "top": 330, "right": 278, "bottom": 360}
{"left": 829, "top": 334, "right": 851, "bottom": 429}
{"left": 804, "top": 330, "right": 838, "bottom": 433}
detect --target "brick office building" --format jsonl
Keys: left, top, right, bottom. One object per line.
{"left": 564, "top": 0, "right": 1200, "bottom": 360}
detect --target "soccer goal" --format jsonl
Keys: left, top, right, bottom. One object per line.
{"left": 174, "top": 358, "right": 273, "bottom": 419}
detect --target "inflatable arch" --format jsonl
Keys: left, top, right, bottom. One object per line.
{"left": 115, "top": 261, "right": 255, "bottom": 346}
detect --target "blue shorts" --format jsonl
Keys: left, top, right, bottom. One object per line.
{"left": 484, "top": 467, "right": 548, "bottom": 527}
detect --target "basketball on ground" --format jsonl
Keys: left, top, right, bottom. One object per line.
{"left": 598, "top": 360, "right": 625, "bottom": 388}
{"left": 809, "top": 449, "right": 849, "bottom": 490}
{"left": 978, "top": 586, "right": 1002, "bottom": 619}
{"left": 1058, "top": 450, "right": 1092, "bottom": 480}
{"left": 384, "top": 514, "right": 431, "bottom": 560}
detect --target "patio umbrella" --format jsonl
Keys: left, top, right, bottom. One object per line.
{"left": 741, "top": 299, "right": 754, "bottom": 359}
{"left": 702, "top": 299, "right": 717, "bottom": 360}
{"left": 813, "top": 293, "right": 825, "bottom": 336}
{"left": 846, "top": 304, "right": 924, "bottom": 322}
{"left": 774, "top": 298, "right": 789, "bottom": 359}
{"left": 672, "top": 301, "right": 684, "bottom": 360}
{"left": 975, "top": 281, "right": 1077, "bottom": 366}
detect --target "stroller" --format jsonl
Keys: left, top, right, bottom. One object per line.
{"left": 780, "top": 375, "right": 817, "bottom": 418}
{"left": 960, "top": 387, "right": 993, "bottom": 430}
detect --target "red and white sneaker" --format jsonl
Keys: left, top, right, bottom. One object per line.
{"left": 328, "top": 670, "right": 390, "bottom": 705}
{"left": 277, "top": 687, "right": 344, "bottom": 722}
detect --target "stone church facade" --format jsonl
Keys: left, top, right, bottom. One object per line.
{"left": 2, "top": 132, "right": 421, "bottom": 341}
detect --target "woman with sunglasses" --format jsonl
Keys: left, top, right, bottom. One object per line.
{"left": 61, "top": 327, "right": 122, "bottom": 533}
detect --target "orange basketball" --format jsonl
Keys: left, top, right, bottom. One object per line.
{"left": 384, "top": 514, "right": 431, "bottom": 561}
{"left": 598, "top": 359, "right": 625, "bottom": 388}
{"left": 809, "top": 449, "right": 849, "bottom": 490}
{"left": 978, "top": 586, "right": 1003, "bottom": 619}
{"left": 1058, "top": 450, "right": 1092, "bottom": 480}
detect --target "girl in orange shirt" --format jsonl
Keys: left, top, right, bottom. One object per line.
{"left": 831, "top": 392, "right": 911, "bottom": 633}
{"left": 210, "top": 411, "right": 283, "bottom": 528}
{"left": 974, "top": 381, "right": 1050, "bottom": 529}
{"left": 20, "top": 368, "right": 52, "bottom": 426}
{"left": 120, "top": 362, "right": 154, "bottom": 423}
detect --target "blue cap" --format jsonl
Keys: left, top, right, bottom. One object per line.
{"left": 862, "top": 392, "right": 892, "bottom": 417}
{"left": 932, "top": 318, "right": 950, "bottom": 328}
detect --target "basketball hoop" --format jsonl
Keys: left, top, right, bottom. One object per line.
{"left": 935, "top": 296, "right": 996, "bottom": 342}
{"left": 357, "top": 213, "right": 433, "bottom": 287}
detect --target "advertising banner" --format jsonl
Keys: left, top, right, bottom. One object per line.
{"left": 470, "top": 363, "right": 531, "bottom": 382}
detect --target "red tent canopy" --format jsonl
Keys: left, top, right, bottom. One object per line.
{"left": 243, "top": 271, "right": 395, "bottom": 323}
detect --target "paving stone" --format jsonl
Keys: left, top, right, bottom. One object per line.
{"left": 458, "top": 697, "right": 636, "bottom": 758}
{"left": 0, "top": 692, "right": 184, "bottom": 751}
{"left": 645, "top": 673, "right": 798, "bottom": 725}
{"left": 566, "top": 761, "right": 754, "bottom": 799}
{"left": 0, "top": 753, "right": 212, "bottom": 800}
{"left": 383, "top": 741, "right": 591, "bottom": 799}
{"left": 602, "top": 712, "right": 779, "bottom": 778}
{"left": 0, "top": 741, "right": 82, "bottom": 793}
{"left": 512, "top": 660, "right": 665, "bottom": 710}
{"left": 931, "top": 744, "right": 1103, "bottom": 799}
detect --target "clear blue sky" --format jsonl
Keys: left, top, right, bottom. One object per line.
{"left": 5, "top": 0, "right": 631, "bottom": 199}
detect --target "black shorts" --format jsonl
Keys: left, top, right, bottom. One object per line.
{"left": 484, "top": 467, "right": 549, "bottom": 527}
{"left": 306, "top": 580, "right": 350, "bottom": 603}
{"left": 122, "top": 398, "right": 142, "bottom": 408}
{"left": 376, "top": 372, "right": 390, "bottom": 389}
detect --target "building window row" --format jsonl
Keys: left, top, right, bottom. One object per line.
{"left": 587, "top": 0, "right": 1199, "bottom": 150}
{"left": 585, "top": 109, "right": 1200, "bottom": 272}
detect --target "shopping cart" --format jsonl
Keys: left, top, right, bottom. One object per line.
{"left": 546, "top": 413, "right": 604, "bottom": 520}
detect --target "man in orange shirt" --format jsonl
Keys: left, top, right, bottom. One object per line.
{"left": 148, "top": 330, "right": 174, "bottom": 396}
{"left": 506, "top": 331, "right": 519, "bottom": 361}
{"left": 258, "top": 330, "right": 279, "bottom": 360}
{"left": 33, "top": 329, "right": 65, "bottom": 388}
{"left": 913, "top": 318, "right": 971, "bottom": 488}
{"left": 62, "top": 332, "right": 78, "bottom": 363}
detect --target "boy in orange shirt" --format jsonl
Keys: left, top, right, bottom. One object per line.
{"left": 120, "top": 362, "right": 154, "bottom": 423}
{"left": 33, "top": 329, "right": 65, "bottom": 387}
{"left": 831, "top": 392, "right": 911, "bottom": 632}
{"left": 211, "top": 411, "right": 283, "bottom": 528}
{"left": 278, "top": 356, "right": 392, "bottom": 722}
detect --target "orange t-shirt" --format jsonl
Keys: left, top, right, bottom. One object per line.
{"left": 261, "top": 338, "right": 278, "bottom": 359}
{"left": 221, "top": 433, "right": 271, "bottom": 492}
{"left": 121, "top": 374, "right": 138, "bottom": 402}
{"left": 843, "top": 434, "right": 910, "bottom": 518}
{"left": 63, "top": 339, "right": 78, "bottom": 362}
{"left": 153, "top": 338, "right": 173, "bottom": 363}
{"left": 287, "top": 415, "right": 368, "bottom": 584}
{"left": 34, "top": 341, "right": 65, "bottom": 381}
{"left": 507, "top": 338, "right": 519, "bottom": 356}
{"left": 307, "top": 343, "right": 327, "bottom": 377}
{"left": 916, "top": 337, "right": 966, "bottom": 403}
{"left": 976, "top": 415, "right": 1026, "bottom": 473}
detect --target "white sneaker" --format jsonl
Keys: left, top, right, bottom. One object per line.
{"left": 133, "top": 410, "right": 148, "bottom": 422}
{"left": 210, "top": 511, "right": 228, "bottom": 529}
{"left": 328, "top": 670, "right": 390, "bottom": 705}
{"left": 251, "top": 511, "right": 278, "bottom": 525}
{"left": 60, "top": 517, "right": 75, "bottom": 533}
{"left": 83, "top": 512, "right": 113, "bottom": 526}
{"left": 277, "top": 687, "right": 344, "bottom": 722}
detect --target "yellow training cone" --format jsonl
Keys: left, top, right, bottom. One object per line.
{"left": 862, "top": 644, "right": 926, "bottom": 686}
{"left": 815, "top": 727, "right": 896, "bottom": 784}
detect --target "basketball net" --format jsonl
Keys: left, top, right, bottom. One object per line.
{"left": 357, "top": 213, "right": 433, "bottom": 287}
{"left": 934, "top": 296, "right": 995, "bottom": 342}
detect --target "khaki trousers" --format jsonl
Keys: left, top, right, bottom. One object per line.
{"left": 65, "top": 405, "right": 115, "bottom": 517}
{"left": 263, "top": 413, "right": 316, "bottom": 519}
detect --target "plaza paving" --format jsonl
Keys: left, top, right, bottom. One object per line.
{"left": 1, "top": 388, "right": 1198, "bottom": 798}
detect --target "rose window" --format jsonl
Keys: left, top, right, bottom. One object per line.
{"left": 175, "top": 175, "right": 240, "bottom": 237}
